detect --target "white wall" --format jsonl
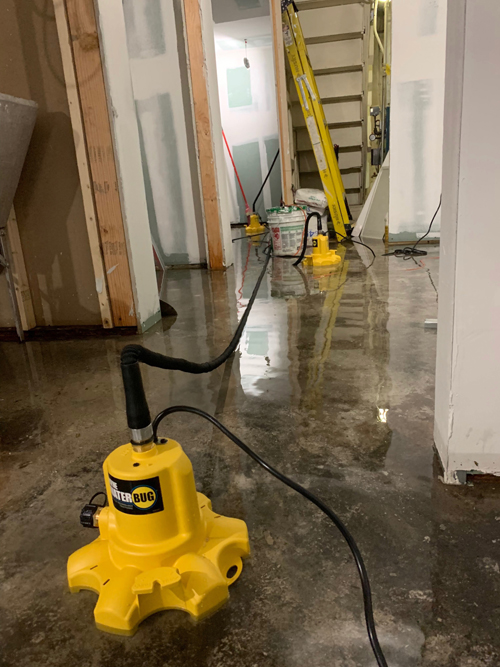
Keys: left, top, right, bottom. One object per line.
{"left": 435, "top": 0, "right": 500, "bottom": 483}
{"left": 214, "top": 17, "right": 281, "bottom": 222}
{"left": 388, "top": 0, "right": 447, "bottom": 242}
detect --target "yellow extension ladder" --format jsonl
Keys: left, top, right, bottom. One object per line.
{"left": 282, "top": 0, "right": 351, "bottom": 241}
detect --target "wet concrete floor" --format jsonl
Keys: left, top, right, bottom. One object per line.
{"left": 1, "top": 236, "right": 499, "bottom": 666}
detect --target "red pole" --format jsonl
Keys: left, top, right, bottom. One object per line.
{"left": 222, "top": 129, "right": 250, "bottom": 217}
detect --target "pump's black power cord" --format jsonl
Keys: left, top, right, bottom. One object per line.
{"left": 88, "top": 492, "right": 107, "bottom": 507}
{"left": 153, "top": 406, "right": 389, "bottom": 667}
{"left": 383, "top": 196, "right": 442, "bottom": 259}
{"left": 336, "top": 230, "right": 376, "bottom": 268}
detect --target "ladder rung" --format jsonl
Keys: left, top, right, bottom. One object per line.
{"left": 328, "top": 120, "right": 363, "bottom": 129}
{"left": 305, "top": 32, "right": 363, "bottom": 45}
{"left": 314, "top": 65, "right": 363, "bottom": 77}
{"left": 292, "top": 94, "right": 362, "bottom": 106}
{"left": 298, "top": 144, "right": 362, "bottom": 154}
{"left": 296, "top": 120, "right": 362, "bottom": 131}
{"left": 297, "top": 0, "right": 370, "bottom": 9}
{"left": 299, "top": 165, "right": 362, "bottom": 175}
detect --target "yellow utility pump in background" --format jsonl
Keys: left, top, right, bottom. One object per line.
{"left": 303, "top": 233, "right": 342, "bottom": 267}
{"left": 282, "top": 0, "right": 351, "bottom": 241}
{"left": 246, "top": 213, "right": 266, "bottom": 236}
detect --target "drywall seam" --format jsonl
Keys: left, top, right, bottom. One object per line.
{"left": 94, "top": 0, "right": 160, "bottom": 333}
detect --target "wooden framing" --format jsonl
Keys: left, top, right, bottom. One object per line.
{"left": 5, "top": 207, "right": 36, "bottom": 331}
{"left": 183, "top": 0, "right": 224, "bottom": 270}
{"left": 53, "top": 0, "right": 113, "bottom": 328}
{"left": 60, "top": 0, "right": 136, "bottom": 326}
{"left": 271, "top": 0, "right": 294, "bottom": 204}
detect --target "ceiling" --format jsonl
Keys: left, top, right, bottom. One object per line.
{"left": 211, "top": 0, "right": 270, "bottom": 25}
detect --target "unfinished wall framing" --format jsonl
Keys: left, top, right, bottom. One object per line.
{"left": 0, "top": 0, "right": 104, "bottom": 329}
{"left": 63, "top": 0, "right": 137, "bottom": 327}
{"left": 54, "top": 0, "right": 161, "bottom": 332}
{"left": 183, "top": 0, "right": 227, "bottom": 270}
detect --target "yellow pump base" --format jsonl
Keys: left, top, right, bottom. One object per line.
{"left": 303, "top": 234, "right": 342, "bottom": 267}
{"left": 246, "top": 213, "right": 266, "bottom": 235}
{"left": 67, "top": 439, "right": 250, "bottom": 635}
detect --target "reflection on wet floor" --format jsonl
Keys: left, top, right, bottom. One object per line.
{"left": 2, "top": 232, "right": 500, "bottom": 667}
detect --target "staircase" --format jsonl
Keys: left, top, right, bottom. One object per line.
{"left": 289, "top": 0, "right": 370, "bottom": 208}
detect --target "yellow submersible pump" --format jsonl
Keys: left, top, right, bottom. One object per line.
{"left": 68, "top": 243, "right": 389, "bottom": 667}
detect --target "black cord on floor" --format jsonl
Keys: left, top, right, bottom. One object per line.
{"left": 383, "top": 196, "right": 442, "bottom": 260}
{"left": 153, "top": 406, "right": 389, "bottom": 667}
{"left": 336, "top": 231, "right": 376, "bottom": 268}
{"left": 232, "top": 231, "right": 268, "bottom": 242}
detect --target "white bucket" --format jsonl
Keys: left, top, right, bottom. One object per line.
{"left": 267, "top": 207, "right": 307, "bottom": 256}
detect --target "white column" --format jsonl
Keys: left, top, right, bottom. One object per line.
{"left": 435, "top": 0, "right": 500, "bottom": 483}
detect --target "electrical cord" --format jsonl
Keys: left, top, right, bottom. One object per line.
{"left": 88, "top": 492, "right": 107, "bottom": 507}
{"left": 152, "top": 406, "right": 389, "bottom": 667}
{"left": 232, "top": 231, "right": 269, "bottom": 242}
{"left": 383, "top": 196, "right": 442, "bottom": 260}
{"left": 252, "top": 149, "right": 280, "bottom": 213}
{"left": 336, "top": 231, "right": 376, "bottom": 268}
{"left": 292, "top": 212, "right": 315, "bottom": 266}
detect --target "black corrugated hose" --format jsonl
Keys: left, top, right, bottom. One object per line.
{"left": 120, "top": 246, "right": 273, "bottom": 431}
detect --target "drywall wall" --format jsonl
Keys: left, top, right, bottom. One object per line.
{"left": 121, "top": 0, "right": 207, "bottom": 267}
{"left": 388, "top": 0, "right": 447, "bottom": 242}
{"left": 214, "top": 16, "right": 281, "bottom": 222}
{"left": 0, "top": 0, "right": 101, "bottom": 327}
{"left": 434, "top": 0, "right": 500, "bottom": 483}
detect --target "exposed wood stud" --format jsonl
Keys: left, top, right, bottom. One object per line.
{"left": 65, "top": 0, "right": 136, "bottom": 326}
{"left": 5, "top": 207, "right": 36, "bottom": 331}
{"left": 183, "top": 0, "right": 224, "bottom": 270}
{"left": 53, "top": 0, "right": 113, "bottom": 328}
